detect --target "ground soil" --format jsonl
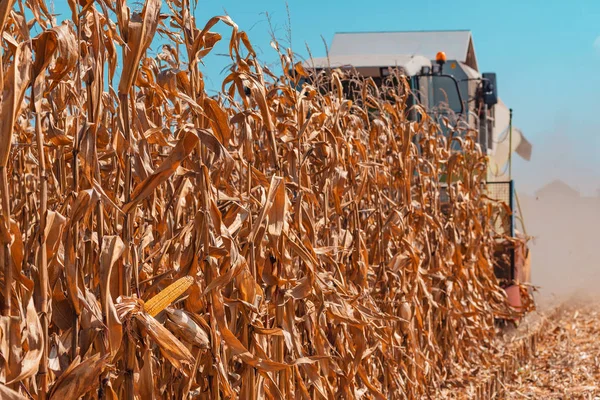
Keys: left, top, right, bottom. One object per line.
{"left": 504, "top": 300, "right": 600, "bottom": 399}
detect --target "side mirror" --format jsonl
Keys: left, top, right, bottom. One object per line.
{"left": 482, "top": 72, "right": 498, "bottom": 106}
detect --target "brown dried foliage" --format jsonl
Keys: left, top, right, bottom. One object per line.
{"left": 0, "top": 0, "right": 519, "bottom": 398}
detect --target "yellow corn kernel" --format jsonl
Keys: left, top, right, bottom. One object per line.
{"left": 144, "top": 276, "right": 194, "bottom": 317}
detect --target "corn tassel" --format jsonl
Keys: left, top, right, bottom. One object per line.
{"left": 144, "top": 276, "right": 194, "bottom": 317}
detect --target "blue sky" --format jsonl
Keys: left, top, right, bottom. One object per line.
{"left": 54, "top": 0, "right": 600, "bottom": 195}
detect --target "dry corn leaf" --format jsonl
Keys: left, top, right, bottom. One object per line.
{"left": 47, "top": 353, "right": 110, "bottom": 399}
{"left": 0, "top": 384, "right": 28, "bottom": 400}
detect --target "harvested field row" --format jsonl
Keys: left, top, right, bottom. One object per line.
{"left": 505, "top": 301, "right": 600, "bottom": 399}
{"left": 0, "top": 1, "right": 527, "bottom": 398}
{"left": 440, "top": 300, "right": 600, "bottom": 399}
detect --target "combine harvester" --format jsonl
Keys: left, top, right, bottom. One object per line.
{"left": 303, "top": 30, "right": 533, "bottom": 314}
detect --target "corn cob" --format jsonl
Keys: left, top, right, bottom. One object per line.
{"left": 144, "top": 276, "right": 194, "bottom": 317}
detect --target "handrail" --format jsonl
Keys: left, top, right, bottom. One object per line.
{"left": 415, "top": 71, "right": 465, "bottom": 116}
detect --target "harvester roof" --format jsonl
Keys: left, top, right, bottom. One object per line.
{"left": 304, "top": 54, "right": 431, "bottom": 76}
{"left": 328, "top": 30, "right": 478, "bottom": 71}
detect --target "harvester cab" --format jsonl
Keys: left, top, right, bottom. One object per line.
{"left": 302, "top": 30, "right": 534, "bottom": 314}
{"left": 412, "top": 51, "right": 532, "bottom": 314}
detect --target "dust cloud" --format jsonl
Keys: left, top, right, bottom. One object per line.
{"left": 507, "top": 115, "right": 600, "bottom": 307}
{"left": 518, "top": 187, "right": 600, "bottom": 307}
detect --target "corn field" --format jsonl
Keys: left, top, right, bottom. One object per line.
{"left": 0, "top": 0, "right": 526, "bottom": 398}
